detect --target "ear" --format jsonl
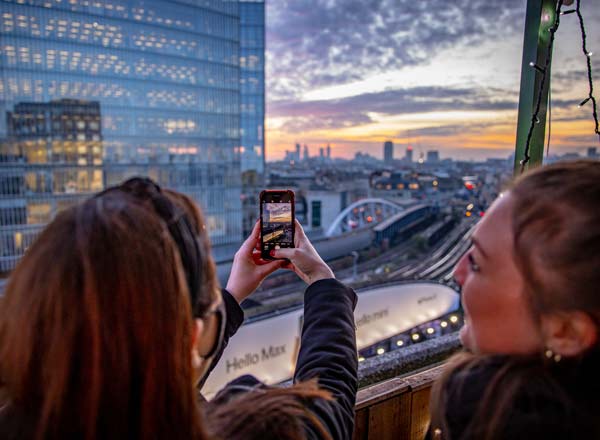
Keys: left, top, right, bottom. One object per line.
{"left": 191, "top": 319, "right": 204, "bottom": 370}
{"left": 541, "top": 311, "right": 598, "bottom": 357}
{"left": 192, "top": 318, "right": 204, "bottom": 350}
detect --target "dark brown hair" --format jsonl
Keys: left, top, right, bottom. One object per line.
{"left": 204, "top": 379, "right": 333, "bottom": 440}
{"left": 0, "top": 192, "right": 207, "bottom": 439}
{"left": 431, "top": 160, "right": 600, "bottom": 440}
{"left": 157, "top": 190, "right": 334, "bottom": 440}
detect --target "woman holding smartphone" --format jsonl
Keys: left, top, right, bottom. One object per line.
{"left": 0, "top": 178, "right": 357, "bottom": 440}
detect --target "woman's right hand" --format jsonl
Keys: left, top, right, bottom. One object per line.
{"left": 271, "top": 220, "right": 334, "bottom": 285}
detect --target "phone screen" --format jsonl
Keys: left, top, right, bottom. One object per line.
{"left": 260, "top": 190, "right": 295, "bottom": 259}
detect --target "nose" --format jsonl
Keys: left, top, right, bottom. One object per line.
{"left": 453, "top": 253, "right": 468, "bottom": 287}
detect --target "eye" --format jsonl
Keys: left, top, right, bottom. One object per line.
{"left": 468, "top": 253, "right": 480, "bottom": 273}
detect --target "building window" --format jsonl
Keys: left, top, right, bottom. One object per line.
{"left": 311, "top": 200, "right": 321, "bottom": 228}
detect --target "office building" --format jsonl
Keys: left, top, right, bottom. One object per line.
{"left": 427, "top": 150, "right": 440, "bottom": 163}
{"left": 405, "top": 146, "right": 414, "bottom": 163}
{"left": 384, "top": 141, "right": 394, "bottom": 162}
{"left": 303, "top": 144, "right": 309, "bottom": 161}
{"left": 239, "top": 0, "right": 265, "bottom": 236}
{"left": 0, "top": 0, "right": 263, "bottom": 271}
{"left": 240, "top": 0, "right": 265, "bottom": 174}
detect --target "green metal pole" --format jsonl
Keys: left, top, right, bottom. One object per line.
{"left": 514, "top": 0, "right": 557, "bottom": 175}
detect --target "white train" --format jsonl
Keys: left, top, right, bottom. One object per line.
{"left": 202, "top": 282, "right": 460, "bottom": 398}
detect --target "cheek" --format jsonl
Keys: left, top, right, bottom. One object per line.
{"left": 461, "top": 279, "right": 540, "bottom": 354}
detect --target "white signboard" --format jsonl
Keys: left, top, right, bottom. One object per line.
{"left": 202, "top": 282, "right": 459, "bottom": 398}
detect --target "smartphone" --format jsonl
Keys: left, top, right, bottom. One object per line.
{"left": 260, "top": 189, "right": 295, "bottom": 260}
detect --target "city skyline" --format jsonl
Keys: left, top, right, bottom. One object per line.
{"left": 264, "top": 0, "right": 600, "bottom": 161}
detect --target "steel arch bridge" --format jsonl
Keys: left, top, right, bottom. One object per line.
{"left": 325, "top": 198, "right": 404, "bottom": 237}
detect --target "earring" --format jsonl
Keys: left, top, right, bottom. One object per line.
{"left": 544, "top": 348, "right": 562, "bottom": 363}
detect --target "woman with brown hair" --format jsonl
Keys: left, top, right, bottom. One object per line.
{"left": 429, "top": 160, "right": 600, "bottom": 439}
{"left": 0, "top": 177, "right": 358, "bottom": 439}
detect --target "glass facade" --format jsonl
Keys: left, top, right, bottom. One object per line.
{"left": 0, "top": 0, "right": 263, "bottom": 272}
{"left": 239, "top": 0, "right": 263, "bottom": 174}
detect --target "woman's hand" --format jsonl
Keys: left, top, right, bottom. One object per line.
{"left": 226, "top": 221, "right": 285, "bottom": 303}
{"left": 271, "top": 220, "right": 334, "bottom": 285}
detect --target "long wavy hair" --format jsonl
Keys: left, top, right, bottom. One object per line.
{"left": 151, "top": 188, "right": 334, "bottom": 440}
{"left": 430, "top": 160, "right": 600, "bottom": 439}
{"left": 0, "top": 180, "right": 334, "bottom": 439}
{"left": 0, "top": 192, "right": 207, "bottom": 439}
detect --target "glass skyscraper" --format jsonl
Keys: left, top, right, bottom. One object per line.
{"left": 0, "top": 0, "right": 264, "bottom": 272}
{"left": 239, "top": 0, "right": 264, "bottom": 174}
{"left": 239, "top": 0, "right": 264, "bottom": 236}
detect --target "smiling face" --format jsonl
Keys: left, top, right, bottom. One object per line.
{"left": 453, "top": 193, "right": 543, "bottom": 355}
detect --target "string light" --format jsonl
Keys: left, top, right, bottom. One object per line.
{"left": 529, "top": 61, "right": 545, "bottom": 73}
{"left": 522, "top": 0, "right": 599, "bottom": 172}
{"left": 574, "top": 0, "right": 600, "bottom": 139}
{"left": 579, "top": 97, "right": 590, "bottom": 107}
{"left": 520, "top": 0, "right": 564, "bottom": 173}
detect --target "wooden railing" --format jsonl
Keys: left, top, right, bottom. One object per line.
{"left": 353, "top": 364, "right": 445, "bottom": 440}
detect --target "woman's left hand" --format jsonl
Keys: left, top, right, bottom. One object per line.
{"left": 226, "top": 221, "right": 285, "bottom": 303}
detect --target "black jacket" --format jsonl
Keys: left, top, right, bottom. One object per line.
{"left": 428, "top": 350, "right": 600, "bottom": 439}
{"left": 207, "top": 278, "right": 358, "bottom": 440}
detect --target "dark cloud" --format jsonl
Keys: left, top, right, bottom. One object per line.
{"left": 267, "top": 0, "right": 526, "bottom": 99}
{"left": 400, "top": 121, "right": 499, "bottom": 138}
{"left": 269, "top": 85, "right": 518, "bottom": 132}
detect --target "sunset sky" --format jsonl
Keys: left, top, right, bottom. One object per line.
{"left": 264, "top": 0, "right": 600, "bottom": 161}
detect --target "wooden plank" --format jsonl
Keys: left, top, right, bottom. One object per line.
{"left": 352, "top": 408, "right": 368, "bottom": 440}
{"left": 353, "top": 364, "right": 446, "bottom": 439}
{"left": 356, "top": 377, "right": 410, "bottom": 410}
{"left": 402, "top": 364, "right": 445, "bottom": 391}
{"left": 367, "top": 393, "right": 412, "bottom": 440}
{"left": 410, "top": 386, "right": 433, "bottom": 440}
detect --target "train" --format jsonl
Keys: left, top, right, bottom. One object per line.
{"left": 373, "top": 204, "right": 435, "bottom": 246}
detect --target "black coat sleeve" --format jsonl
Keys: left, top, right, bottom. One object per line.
{"left": 293, "top": 278, "right": 358, "bottom": 440}
{"left": 205, "top": 288, "right": 245, "bottom": 376}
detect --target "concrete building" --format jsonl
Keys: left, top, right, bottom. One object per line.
{"left": 427, "top": 150, "right": 440, "bottom": 163}
{"left": 384, "top": 141, "right": 394, "bottom": 162}
{"left": 405, "top": 146, "right": 414, "bottom": 163}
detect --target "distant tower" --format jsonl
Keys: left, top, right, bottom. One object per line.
{"left": 326, "top": 143, "right": 331, "bottom": 159}
{"left": 405, "top": 146, "right": 413, "bottom": 163}
{"left": 426, "top": 150, "right": 440, "bottom": 162}
{"left": 295, "top": 143, "right": 301, "bottom": 161}
{"left": 588, "top": 147, "right": 597, "bottom": 158}
{"left": 319, "top": 147, "right": 325, "bottom": 159}
{"left": 384, "top": 141, "right": 394, "bottom": 162}
{"left": 303, "top": 144, "right": 309, "bottom": 160}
